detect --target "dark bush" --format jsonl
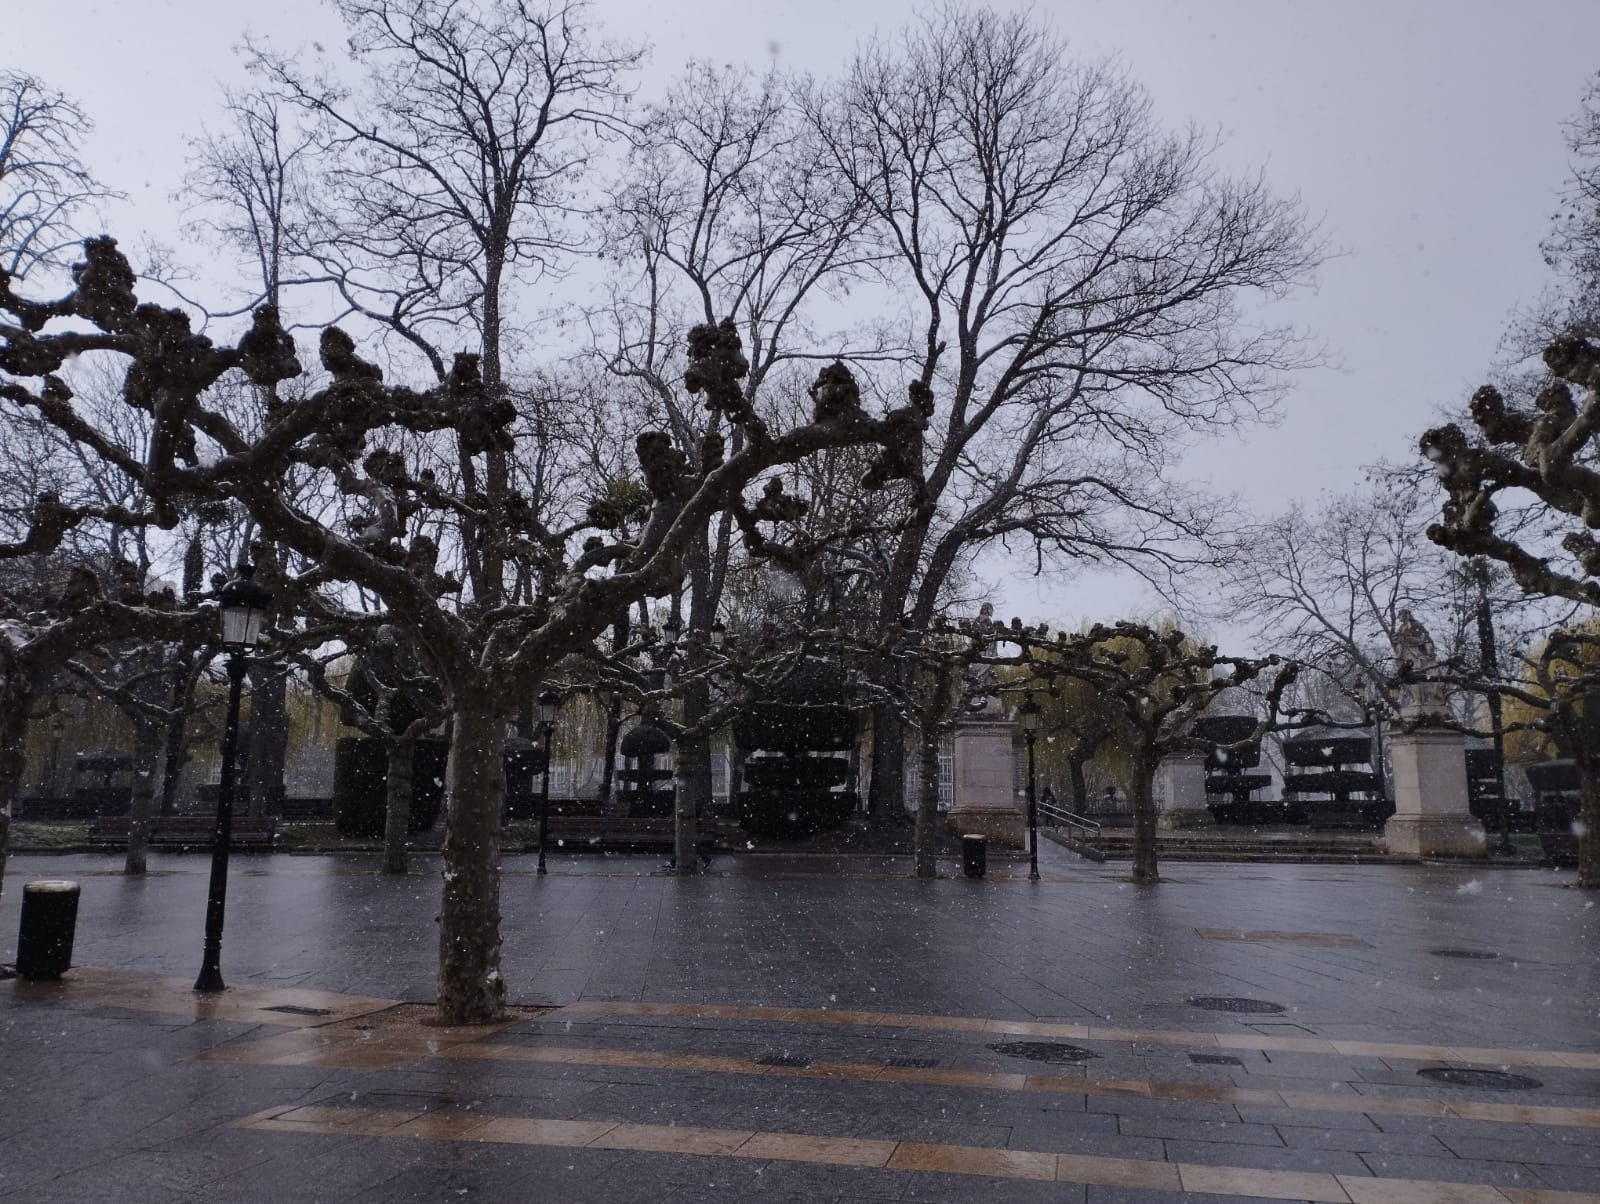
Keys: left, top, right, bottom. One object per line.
{"left": 332, "top": 736, "right": 448, "bottom": 837}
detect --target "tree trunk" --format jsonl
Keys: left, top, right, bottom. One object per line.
{"left": 1129, "top": 749, "right": 1160, "bottom": 885}
{"left": 123, "top": 718, "right": 160, "bottom": 876}
{"left": 1067, "top": 753, "right": 1089, "bottom": 812}
{"left": 869, "top": 701, "right": 909, "bottom": 827}
{"left": 672, "top": 746, "right": 698, "bottom": 876}
{"left": 913, "top": 712, "right": 942, "bottom": 878}
{"left": 0, "top": 688, "right": 28, "bottom": 902}
{"left": 436, "top": 691, "right": 507, "bottom": 1024}
{"left": 158, "top": 660, "right": 193, "bottom": 817}
{"left": 383, "top": 735, "right": 416, "bottom": 876}
{"left": 599, "top": 698, "right": 621, "bottom": 805}
{"left": 244, "top": 669, "right": 288, "bottom": 818}
{"left": 912, "top": 664, "right": 950, "bottom": 878}
{"left": 1577, "top": 751, "right": 1599, "bottom": 890}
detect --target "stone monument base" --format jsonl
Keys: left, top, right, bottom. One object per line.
{"left": 947, "top": 807, "right": 1026, "bottom": 849}
{"left": 1384, "top": 727, "right": 1486, "bottom": 859}
{"left": 1157, "top": 807, "right": 1214, "bottom": 831}
{"left": 1384, "top": 814, "right": 1487, "bottom": 858}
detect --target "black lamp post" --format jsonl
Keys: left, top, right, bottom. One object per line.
{"left": 1018, "top": 692, "right": 1041, "bottom": 881}
{"left": 536, "top": 689, "right": 560, "bottom": 874}
{"left": 194, "top": 564, "right": 272, "bottom": 994}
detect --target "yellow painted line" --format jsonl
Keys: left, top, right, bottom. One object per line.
{"left": 438, "top": 1040, "right": 1600, "bottom": 1131}
{"left": 560, "top": 999, "right": 1600, "bottom": 1071}
{"left": 232, "top": 1103, "right": 1600, "bottom": 1203}
{"left": 11, "top": 966, "right": 397, "bottom": 1028}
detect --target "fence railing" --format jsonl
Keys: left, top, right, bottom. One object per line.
{"left": 1037, "top": 797, "right": 1105, "bottom": 861}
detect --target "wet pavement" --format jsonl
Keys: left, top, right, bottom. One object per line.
{"left": 1, "top": 845, "right": 1596, "bottom": 1202}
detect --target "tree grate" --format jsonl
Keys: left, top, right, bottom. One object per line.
{"left": 1189, "top": 1053, "right": 1245, "bottom": 1067}
{"left": 1429, "top": 948, "right": 1499, "bottom": 960}
{"left": 1186, "top": 996, "right": 1285, "bottom": 1015}
{"left": 986, "top": 1041, "right": 1100, "bottom": 1064}
{"left": 756, "top": 1052, "right": 811, "bottom": 1068}
{"left": 263, "top": 1005, "right": 334, "bottom": 1017}
{"left": 1418, "top": 1067, "right": 1542, "bottom": 1091}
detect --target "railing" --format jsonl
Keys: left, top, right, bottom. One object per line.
{"left": 1037, "top": 797, "right": 1105, "bottom": 861}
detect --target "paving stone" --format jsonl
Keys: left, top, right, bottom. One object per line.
{"left": 0, "top": 853, "right": 1593, "bottom": 1203}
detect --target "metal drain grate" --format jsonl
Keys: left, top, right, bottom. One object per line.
{"left": 1418, "top": 1067, "right": 1542, "bottom": 1091}
{"left": 883, "top": 1056, "right": 940, "bottom": 1069}
{"left": 1188, "top": 1053, "right": 1245, "bottom": 1067}
{"left": 263, "top": 1005, "right": 334, "bottom": 1017}
{"left": 1429, "top": 949, "right": 1499, "bottom": 960}
{"left": 1186, "top": 996, "right": 1285, "bottom": 1015}
{"left": 987, "top": 1041, "right": 1100, "bottom": 1065}
{"left": 756, "top": 1052, "right": 812, "bottom": 1068}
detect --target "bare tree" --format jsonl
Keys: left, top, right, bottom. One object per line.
{"left": 1424, "top": 333, "right": 1600, "bottom": 886}
{"left": 0, "top": 237, "right": 909, "bottom": 1021}
{"left": 1230, "top": 471, "right": 1535, "bottom": 725}
{"left": 803, "top": 7, "right": 1322, "bottom": 821}
{"left": 0, "top": 71, "right": 120, "bottom": 282}
{"left": 595, "top": 62, "right": 878, "bottom": 865}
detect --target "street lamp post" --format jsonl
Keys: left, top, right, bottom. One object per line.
{"left": 536, "top": 689, "right": 559, "bottom": 874}
{"left": 1019, "top": 693, "right": 1041, "bottom": 881}
{"left": 194, "top": 564, "right": 272, "bottom": 994}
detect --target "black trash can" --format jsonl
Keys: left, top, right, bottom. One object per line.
{"left": 17, "top": 879, "right": 80, "bottom": 980}
{"left": 961, "top": 833, "right": 987, "bottom": 879}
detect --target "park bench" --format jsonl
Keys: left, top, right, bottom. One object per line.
{"left": 540, "top": 813, "right": 734, "bottom": 855}
{"left": 87, "top": 816, "right": 278, "bottom": 852}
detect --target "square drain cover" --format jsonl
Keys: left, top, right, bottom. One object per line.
{"left": 1189, "top": 1053, "right": 1244, "bottom": 1067}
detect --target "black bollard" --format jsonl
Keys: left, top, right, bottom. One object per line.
{"left": 961, "top": 833, "right": 987, "bottom": 879}
{"left": 17, "top": 880, "right": 80, "bottom": 980}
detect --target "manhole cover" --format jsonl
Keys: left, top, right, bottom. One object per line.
{"left": 756, "top": 1052, "right": 811, "bottom": 1068}
{"left": 1418, "top": 1067, "right": 1542, "bottom": 1091}
{"left": 1186, "top": 996, "right": 1285, "bottom": 1015}
{"left": 1189, "top": 1053, "right": 1244, "bottom": 1067}
{"left": 263, "top": 1005, "right": 334, "bottom": 1017}
{"left": 1430, "top": 949, "right": 1499, "bottom": 960}
{"left": 986, "top": 1041, "right": 1100, "bottom": 1064}
{"left": 883, "top": 1056, "right": 940, "bottom": 1069}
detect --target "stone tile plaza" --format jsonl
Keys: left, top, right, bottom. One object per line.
{"left": 2, "top": 847, "right": 1597, "bottom": 1203}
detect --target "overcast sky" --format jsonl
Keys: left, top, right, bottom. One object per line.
{"left": 9, "top": 0, "right": 1600, "bottom": 642}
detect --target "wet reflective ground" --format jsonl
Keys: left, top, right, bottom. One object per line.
{"left": 1, "top": 848, "right": 1595, "bottom": 1201}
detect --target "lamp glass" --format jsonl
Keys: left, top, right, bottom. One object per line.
{"left": 219, "top": 602, "right": 266, "bottom": 649}
{"left": 539, "top": 690, "right": 559, "bottom": 726}
{"left": 1018, "top": 696, "right": 1041, "bottom": 733}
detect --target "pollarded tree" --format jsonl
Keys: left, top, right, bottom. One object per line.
{"left": 0, "top": 237, "right": 910, "bottom": 1020}
{"left": 1033, "top": 622, "right": 1296, "bottom": 884}
{"left": 804, "top": 6, "right": 1323, "bottom": 822}
{"left": 1424, "top": 333, "right": 1600, "bottom": 886}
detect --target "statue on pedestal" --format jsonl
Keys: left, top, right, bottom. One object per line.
{"left": 1390, "top": 609, "right": 1450, "bottom": 722}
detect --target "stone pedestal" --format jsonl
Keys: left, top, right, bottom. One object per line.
{"left": 948, "top": 716, "right": 1024, "bottom": 848}
{"left": 1384, "top": 728, "right": 1485, "bottom": 858}
{"left": 1156, "top": 753, "right": 1213, "bottom": 830}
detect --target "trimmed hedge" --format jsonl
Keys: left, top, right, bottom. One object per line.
{"left": 332, "top": 736, "right": 448, "bottom": 838}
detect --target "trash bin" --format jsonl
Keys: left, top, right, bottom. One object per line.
{"left": 961, "top": 833, "right": 987, "bottom": 879}
{"left": 17, "top": 879, "right": 80, "bottom": 980}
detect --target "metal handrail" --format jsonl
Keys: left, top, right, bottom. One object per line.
{"left": 1036, "top": 798, "right": 1105, "bottom": 860}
